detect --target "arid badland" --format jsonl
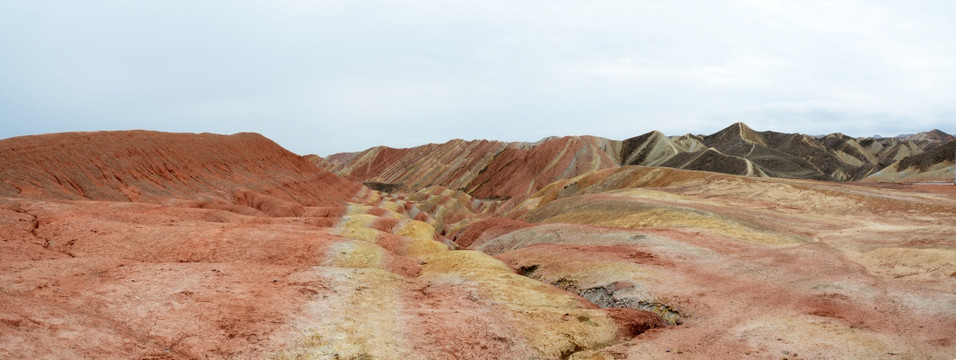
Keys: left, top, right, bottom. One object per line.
{"left": 1, "top": 124, "right": 954, "bottom": 359}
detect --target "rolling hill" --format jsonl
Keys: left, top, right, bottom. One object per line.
{"left": 322, "top": 123, "right": 952, "bottom": 201}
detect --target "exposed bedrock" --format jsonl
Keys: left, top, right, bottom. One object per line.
{"left": 2, "top": 129, "right": 954, "bottom": 359}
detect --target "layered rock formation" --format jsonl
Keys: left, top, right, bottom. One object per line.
{"left": 0, "top": 131, "right": 658, "bottom": 359}
{"left": 864, "top": 140, "right": 956, "bottom": 183}
{"left": 324, "top": 123, "right": 952, "bottom": 202}
{"left": 461, "top": 166, "right": 956, "bottom": 358}
{"left": 0, "top": 131, "right": 371, "bottom": 213}
{"left": 903, "top": 129, "right": 956, "bottom": 143}
{"left": 2, "top": 129, "right": 954, "bottom": 359}
{"left": 327, "top": 136, "right": 620, "bottom": 200}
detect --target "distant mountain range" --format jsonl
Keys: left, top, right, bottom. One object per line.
{"left": 317, "top": 123, "right": 955, "bottom": 199}
{"left": 871, "top": 129, "right": 955, "bottom": 142}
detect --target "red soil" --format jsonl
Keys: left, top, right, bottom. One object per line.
{"left": 850, "top": 181, "right": 956, "bottom": 195}
{"left": 452, "top": 218, "right": 535, "bottom": 248}
{"left": 4, "top": 130, "right": 953, "bottom": 359}
{"left": 0, "top": 131, "right": 364, "bottom": 206}
{"left": 0, "top": 131, "right": 384, "bottom": 358}
{"left": 468, "top": 136, "right": 618, "bottom": 199}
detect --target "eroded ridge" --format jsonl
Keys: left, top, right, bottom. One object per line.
{"left": 1, "top": 130, "right": 954, "bottom": 359}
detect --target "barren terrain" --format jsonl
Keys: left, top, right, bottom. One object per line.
{"left": 1, "top": 130, "right": 953, "bottom": 359}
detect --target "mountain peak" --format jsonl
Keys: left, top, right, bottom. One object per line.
{"left": 734, "top": 121, "right": 753, "bottom": 131}
{"left": 906, "top": 129, "right": 955, "bottom": 143}
{"left": 710, "top": 122, "right": 768, "bottom": 146}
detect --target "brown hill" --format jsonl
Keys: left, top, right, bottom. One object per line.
{"left": 0, "top": 131, "right": 366, "bottom": 209}
{"left": 619, "top": 131, "right": 683, "bottom": 166}
{"left": 1, "top": 131, "right": 652, "bottom": 359}
{"left": 466, "top": 136, "right": 619, "bottom": 199}
{"left": 863, "top": 140, "right": 956, "bottom": 182}
{"left": 3, "top": 130, "right": 954, "bottom": 358}
{"left": 326, "top": 139, "right": 512, "bottom": 193}
{"left": 659, "top": 147, "right": 764, "bottom": 177}
{"left": 905, "top": 129, "right": 956, "bottom": 143}
{"left": 303, "top": 153, "right": 335, "bottom": 170}
{"left": 326, "top": 136, "right": 620, "bottom": 200}
{"left": 323, "top": 123, "right": 948, "bottom": 200}
{"left": 473, "top": 165, "right": 956, "bottom": 358}
{"left": 896, "top": 140, "right": 956, "bottom": 171}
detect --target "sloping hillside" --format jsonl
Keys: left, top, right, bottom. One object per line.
{"left": 321, "top": 123, "right": 951, "bottom": 199}
{"left": 327, "top": 136, "right": 620, "bottom": 200}
{"left": 864, "top": 140, "right": 956, "bottom": 182}
{"left": 327, "top": 139, "right": 512, "bottom": 192}
{"left": 2, "top": 130, "right": 953, "bottom": 359}
{"left": 0, "top": 131, "right": 655, "bottom": 359}
{"left": 457, "top": 165, "right": 956, "bottom": 358}
{"left": 906, "top": 129, "right": 956, "bottom": 143}
{"left": 0, "top": 131, "right": 367, "bottom": 208}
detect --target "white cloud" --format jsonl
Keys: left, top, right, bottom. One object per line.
{"left": 0, "top": 0, "right": 954, "bottom": 155}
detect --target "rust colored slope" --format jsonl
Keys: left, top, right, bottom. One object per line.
{"left": 302, "top": 154, "right": 335, "bottom": 170}
{"left": 329, "top": 146, "right": 415, "bottom": 182}
{"left": 452, "top": 218, "right": 536, "bottom": 248}
{"left": 0, "top": 131, "right": 364, "bottom": 206}
{"left": 328, "top": 136, "right": 622, "bottom": 200}
{"left": 0, "top": 131, "right": 649, "bottom": 359}
{"left": 469, "top": 136, "right": 620, "bottom": 199}
{"left": 329, "top": 139, "right": 512, "bottom": 192}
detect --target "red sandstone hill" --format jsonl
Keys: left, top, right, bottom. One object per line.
{"left": 2, "top": 130, "right": 954, "bottom": 359}
{"left": 0, "top": 131, "right": 367, "bottom": 213}
{"left": 0, "top": 131, "right": 653, "bottom": 359}
{"left": 326, "top": 136, "right": 620, "bottom": 200}
{"left": 467, "top": 136, "right": 619, "bottom": 199}
{"left": 325, "top": 139, "right": 515, "bottom": 194}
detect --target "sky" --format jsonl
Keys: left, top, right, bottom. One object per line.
{"left": 1, "top": 1, "right": 954, "bottom": 156}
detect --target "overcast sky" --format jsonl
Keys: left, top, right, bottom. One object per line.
{"left": 1, "top": 1, "right": 954, "bottom": 155}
